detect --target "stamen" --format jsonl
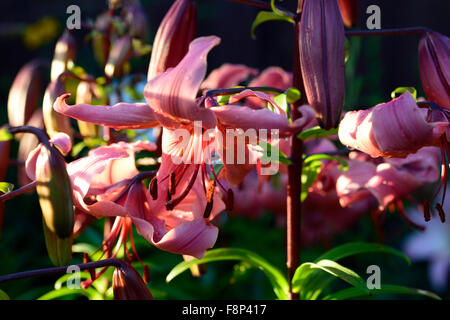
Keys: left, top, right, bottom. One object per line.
{"left": 435, "top": 203, "right": 446, "bottom": 223}
{"left": 423, "top": 200, "right": 431, "bottom": 222}
{"left": 143, "top": 265, "right": 150, "bottom": 284}
{"left": 397, "top": 201, "right": 425, "bottom": 231}
{"left": 168, "top": 172, "right": 176, "bottom": 196}
{"left": 225, "top": 189, "right": 234, "bottom": 211}
{"left": 166, "top": 164, "right": 200, "bottom": 210}
{"left": 204, "top": 180, "right": 216, "bottom": 219}
{"left": 149, "top": 177, "right": 158, "bottom": 200}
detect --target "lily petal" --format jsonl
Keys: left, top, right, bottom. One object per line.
{"left": 202, "top": 63, "right": 258, "bottom": 89}
{"left": 144, "top": 36, "right": 220, "bottom": 129}
{"left": 54, "top": 93, "right": 160, "bottom": 130}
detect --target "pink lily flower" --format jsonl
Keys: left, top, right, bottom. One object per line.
{"left": 338, "top": 91, "right": 448, "bottom": 158}
{"left": 336, "top": 147, "right": 442, "bottom": 229}
{"left": 143, "top": 35, "right": 312, "bottom": 186}
{"left": 67, "top": 141, "right": 222, "bottom": 258}
{"left": 248, "top": 66, "right": 293, "bottom": 91}
{"left": 202, "top": 63, "right": 258, "bottom": 89}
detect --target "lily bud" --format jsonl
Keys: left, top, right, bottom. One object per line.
{"left": 42, "top": 217, "right": 73, "bottom": 266}
{"left": 418, "top": 31, "right": 450, "bottom": 109}
{"left": 18, "top": 109, "right": 44, "bottom": 186}
{"left": 92, "top": 13, "right": 112, "bottom": 67}
{"left": 35, "top": 144, "right": 74, "bottom": 238}
{"left": 299, "top": 0, "right": 346, "bottom": 129}
{"left": 105, "top": 35, "right": 133, "bottom": 78}
{"left": 51, "top": 30, "right": 76, "bottom": 82}
{"left": 113, "top": 263, "right": 153, "bottom": 300}
{"left": 147, "top": 0, "right": 197, "bottom": 81}
{"left": 43, "top": 79, "right": 73, "bottom": 141}
{"left": 337, "top": 0, "right": 359, "bottom": 28}
{"left": 76, "top": 81, "right": 99, "bottom": 138}
{"left": 7, "top": 60, "right": 46, "bottom": 129}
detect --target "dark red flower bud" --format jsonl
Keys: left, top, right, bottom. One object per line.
{"left": 299, "top": 0, "right": 346, "bottom": 129}
{"left": 113, "top": 263, "right": 153, "bottom": 300}
{"left": 147, "top": 0, "right": 197, "bottom": 80}
{"left": 337, "top": 0, "right": 359, "bottom": 28}
{"left": 7, "top": 60, "right": 46, "bottom": 129}
{"left": 418, "top": 31, "right": 450, "bottom": 109}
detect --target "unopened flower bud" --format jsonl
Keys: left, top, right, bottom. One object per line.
{"left": 75, "top": 81, "right": 99, "bottom": 138}
{"left": 18, "top": 110, "right": 44, "bottom": 186}
{"left": 51, "top": 30, "right": 76, "bottom": 82}
{"left": 113, "top": 263, "right": 153, "bottom": 300}
{"left": 7, "top": 60, "right": 46, "bottom": 130}
{"left": 418, "top": 31, "right": 450, "bottom": 109}
{"left": 299, "top": 0, "right": 346, "bottom": 129}
{"left": 105, "top": 35, "right": 133, "bottom": 78}
{"left": 42, "top": 217, "right": 73, "bottom": 266}
{"left": 147, "top": 0, "right": 197, "bottom": 81}
{"left": 43, "top": 79, "right": 73, "bottom": 141}
{"left": 337, "top": 0, "right": 359, "bottom": 28}
{"left": 35, "top": 143, "right": 74, "bottom": 238}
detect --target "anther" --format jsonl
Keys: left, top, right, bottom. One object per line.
{"left": 435, "top": 203, "right": 446, "bottom": 223}
{"left": 424, "top": 200, "right": 431, "bottom": 222}
{"left": 168, "top": 172, "right": 176, "bottom": 196}
{"left": 149, "top": 177, "right": 158, "bottom": 200}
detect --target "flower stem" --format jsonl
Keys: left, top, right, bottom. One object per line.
{"left": 286, "top": 5, "right": 307, "bottom": 300}
{"left": 0, "top": 258, "right": 126, "bottom": 283}
{"left": 8, "top": 126, "right": 51, "bottom": 149}
{"left": 0, "top": 181, "right": 37, "bottom": 202}
{"left": 345, "top": 27, "right": 431, "bottom": 38}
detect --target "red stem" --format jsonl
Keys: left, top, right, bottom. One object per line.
{"left": 0, "top": 258, "right": 126, "bottom": 283}
{"left": 0, "top": 181, "right": 37, "bottom": 202}
{"left": 286, "top": 3, "right": 307, "bottom": 300}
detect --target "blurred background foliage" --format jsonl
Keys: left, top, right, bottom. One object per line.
{"left": 0, "top": 0, "right": 449, "bottom": 299}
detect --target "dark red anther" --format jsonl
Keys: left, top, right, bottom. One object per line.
{"left": 143, "top": 264, "right": 150, "bottom": 284}
{"left": 435, "top": 203, "right": 446, "bottom": 223}
{"left": 149, "top": 177, "right": 158, "bottom": 200}
{"left": 424, "top": 200, "right": 431, "bottom": 222}
{"left": 225, "top": 189, "right": 234, "bottom": 211}
{"left": 168, "top": 172, "right": 176, "bottom": 196}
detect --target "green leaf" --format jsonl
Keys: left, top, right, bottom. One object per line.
{"left": 298, "top": 126, "right": 338, "bottom": 140}
{"left": 301, "top": 162, "right": 322, "bottom": 202}
{"left": 259, "top": 142, "right": 292, "bottom": 165}
{"left": 323, "top": 284, "right": 441, "bottom": 300}
{"left": 166, "top": 248, "right": 289, "bottom": 300}
{"left": 285, "top": 88, "right": 301, "bottom": 104}
{"left": 0, "top": 182, "right": 14, "bottom": 194}
{"left": 38, "top": 287, "right": 104, "bottom": 300}
{"left": 0, "top": 128, "right": 13, "bottom": 141}
{"left": 251, "top": 11, "right": 294, "bottom": 39}
{"left": 272, "top": 93, "right": 289, "bottom": 115}
{"left": 304, "top": 154, "right": 348, "bottom": 172}
{"left": 391, "top": 87, "right": 417, "bottom": 100}
{"left": 298, "top": 242, "right": 411, "bottom": 299}
{"left": 314, "top": 242, "right": 411, "bottom": 265}
{"left": 0, "top": 289, "right": 10, "bottom": 300}
{"left": 292, "top": 259, "right": 369, "bottom": 295}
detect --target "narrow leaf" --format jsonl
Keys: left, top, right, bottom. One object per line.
{"left": 314, "top": 242, "right": 411, "bottom": 265}
{"left": 324, "top": 284, "right": 441, "bottom": 300}
{"left": 167, "top": 248, "right": 288, "bottom": 300}
{"left": 298, "top": 126, "right": 338, "bottom": 140}
{"left": 0, "top": 182, "right": 14, "bottom": 194}
{"left": 0, "top": 129, "right": 13, "bottom": 142}
{"left": 251, "top": 11, "right": 294, "bottom": 39}
{"left": 391, "top": 87, "right": 417, "bottom": 100}
{"left": 292, "top": 259, "right": 369, "bottom": 294}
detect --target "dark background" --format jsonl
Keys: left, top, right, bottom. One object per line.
{"left": 0, "top": 0, "right": 449, "bottom": 111}
{"left": 0, "top": 0, "right": 449, "bottom": 300}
